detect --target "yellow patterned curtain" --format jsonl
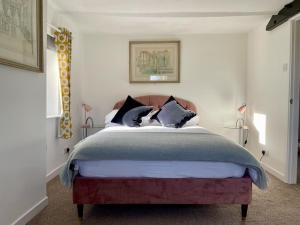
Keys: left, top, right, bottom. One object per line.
{"left": 54, "top": 28, "right": 72, "bottom": 139}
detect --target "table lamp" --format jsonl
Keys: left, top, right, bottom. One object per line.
{"left": 82, "top": 103, "right": 94, "bottom": 128}
{"left": 236, "top": 104, "right": 246, "bottom": 128}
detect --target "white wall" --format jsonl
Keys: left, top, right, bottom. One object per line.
{"left": 0, "top": 2, "right": 47, "bottom": 224}
{"left": 80, "top": 33, "right": 247, "bottom": 141}
{"left": 46, "top": 3, "right": 83, "bottom": 179}
{"left": 246, "top": 21, "right": 291, "bottom": 180}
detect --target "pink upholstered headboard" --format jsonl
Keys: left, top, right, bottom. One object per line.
{"left": 113, "top": 95, "right": 197, "bottom": 112}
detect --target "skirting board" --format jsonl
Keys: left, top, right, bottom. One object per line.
{"left": 46, "top": 162, "right": 66, "bottom": 183}
{"left": 261, "top": 162, "right": 287, "bottom": 182}
{"left": 11, "top": 197, "right": 48, "bottom": 225}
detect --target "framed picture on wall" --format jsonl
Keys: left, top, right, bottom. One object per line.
{"left": 0, "top": 0, "right": 44, "bottom": 72}
{"left": 129, "top": 41, "right": 180, "bottom": 83}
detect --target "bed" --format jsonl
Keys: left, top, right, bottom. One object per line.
{"left": 61, "top": 95, "right": 267, "bottom": 220}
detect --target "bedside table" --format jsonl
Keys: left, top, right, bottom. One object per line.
{"left": 81, "top": 125, "right": 105, "bottom": 139}
{"left": 224, "top": 125, "right": 249, "bottom": 146}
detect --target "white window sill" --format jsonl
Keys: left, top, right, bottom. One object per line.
{"left": 47, "top": 115, "right": 62, "bottom": 119}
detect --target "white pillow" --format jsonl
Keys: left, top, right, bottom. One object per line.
{"left": 140, "top": 110, "right": 161, "bottom": 126}
{"left": 105, "top": 109, "right": 119, "bottom": 126}
{"left": 183, "top": 115, "right": 200, "bottom": 127}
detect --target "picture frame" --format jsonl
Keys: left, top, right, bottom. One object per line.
{"left": 0, "top": 0, "right": 44, "bottom": 73}
{"left": 129, "top": 41, "right": 180, "bottom": 83}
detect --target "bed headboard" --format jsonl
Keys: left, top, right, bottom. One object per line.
{"left": 113, "top": 95, "right": 197, "bottom": 112}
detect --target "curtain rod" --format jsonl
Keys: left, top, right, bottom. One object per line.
{"left": 47, "top": 23, "right": 61, "bottom": 33}
{"left": 47, "top": 24, "right": 74, "bottom": 39}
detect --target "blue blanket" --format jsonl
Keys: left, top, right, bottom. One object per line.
{"left": 60, "top": 128, "right": 268, "bottom": 189}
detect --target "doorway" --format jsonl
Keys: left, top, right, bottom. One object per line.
{"left": 288, "top": 18, "right": 300, "bottom": 184}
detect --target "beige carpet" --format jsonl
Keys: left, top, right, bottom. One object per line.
{"left": 28, "top": 174, "right": 300, "bottom": 225}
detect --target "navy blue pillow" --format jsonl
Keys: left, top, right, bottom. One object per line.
{"left": 122, "top": 106, "right": 153, "bottom": 127}
{"left": 157, "top": 100, "right": 196, "bottom": 128}
{"left": 111, "top": 96, "right": 145, "bottom": 124}
{"left": 150, "top": 95, "right": 185, "bottom": 121}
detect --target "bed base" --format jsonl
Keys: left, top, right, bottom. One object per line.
{"left": 73, "top": 176, "right": 252, "bottom": 220}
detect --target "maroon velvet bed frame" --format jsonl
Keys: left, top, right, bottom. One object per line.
{"left": 72, "top": 95, "right": 252, "bottom": 220}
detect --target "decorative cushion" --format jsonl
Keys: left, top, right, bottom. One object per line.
{"left": 157, "top": 100, "right": 197, "bottom": 128}
{"left": 111, "top": 95, "right": 145, "bottom": 124}
{"left": 140, "top": 110, "right": 161, "bottom": 126}
{"left": 150, "top": 96, "right": 185, "bottom": 121}
{"left": 122, "top": 106, "right": 153, "bottom": 127}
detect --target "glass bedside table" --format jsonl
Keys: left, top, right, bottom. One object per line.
{"left": 224, "top": 125, "right": 249, "bottom": 147}
{"left": 81, "top": 125, "right": 105, "bottom": 139}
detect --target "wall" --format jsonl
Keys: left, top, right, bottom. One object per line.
{"left": 0, "top": 1, "right": 47, "bottom": 224}
{"left": 46, "top": 3, "right": 83, "bottom": 180}
{"left": 80, "top": 33, "right": 247, "bottom": 141}
{"left": 246, "top": 21, "right": 291, "bottom": 181}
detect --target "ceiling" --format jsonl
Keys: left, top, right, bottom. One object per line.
{"left": 49, "top": 0, "right": 292, "bottom": 34}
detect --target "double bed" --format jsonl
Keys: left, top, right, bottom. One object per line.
{"left": 61, "top": 95, "right": 267, "bottom": 220}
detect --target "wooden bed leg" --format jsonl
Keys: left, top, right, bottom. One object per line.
{"left": 77, "top": 204, "right": 84, "bottom": 219}
{"left": 241, "top": 204, "right": 248, "bottom": 220}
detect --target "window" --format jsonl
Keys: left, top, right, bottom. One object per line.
{"left": 253, "top": 113, "right": 266, "bottom": 145}
{"left": 46, "top": 35, "right": 62, "bottom": 118}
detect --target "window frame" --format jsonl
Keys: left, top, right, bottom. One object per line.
{"left": 46, "top": 34, "right": 63, "bottom": 119}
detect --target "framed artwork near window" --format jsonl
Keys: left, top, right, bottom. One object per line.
{"left": 129, "top": 41, "right": 180, "bottom": 83}
{"left": 0, "top": 0, "right": 44, "bottom": 72}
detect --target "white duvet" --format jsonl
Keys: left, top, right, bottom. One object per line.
{"left": 103, "top": 125, "right": 209, "bottom": 133}
{"left": 76, "top": 126, "right": 253, "bottom": 179}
